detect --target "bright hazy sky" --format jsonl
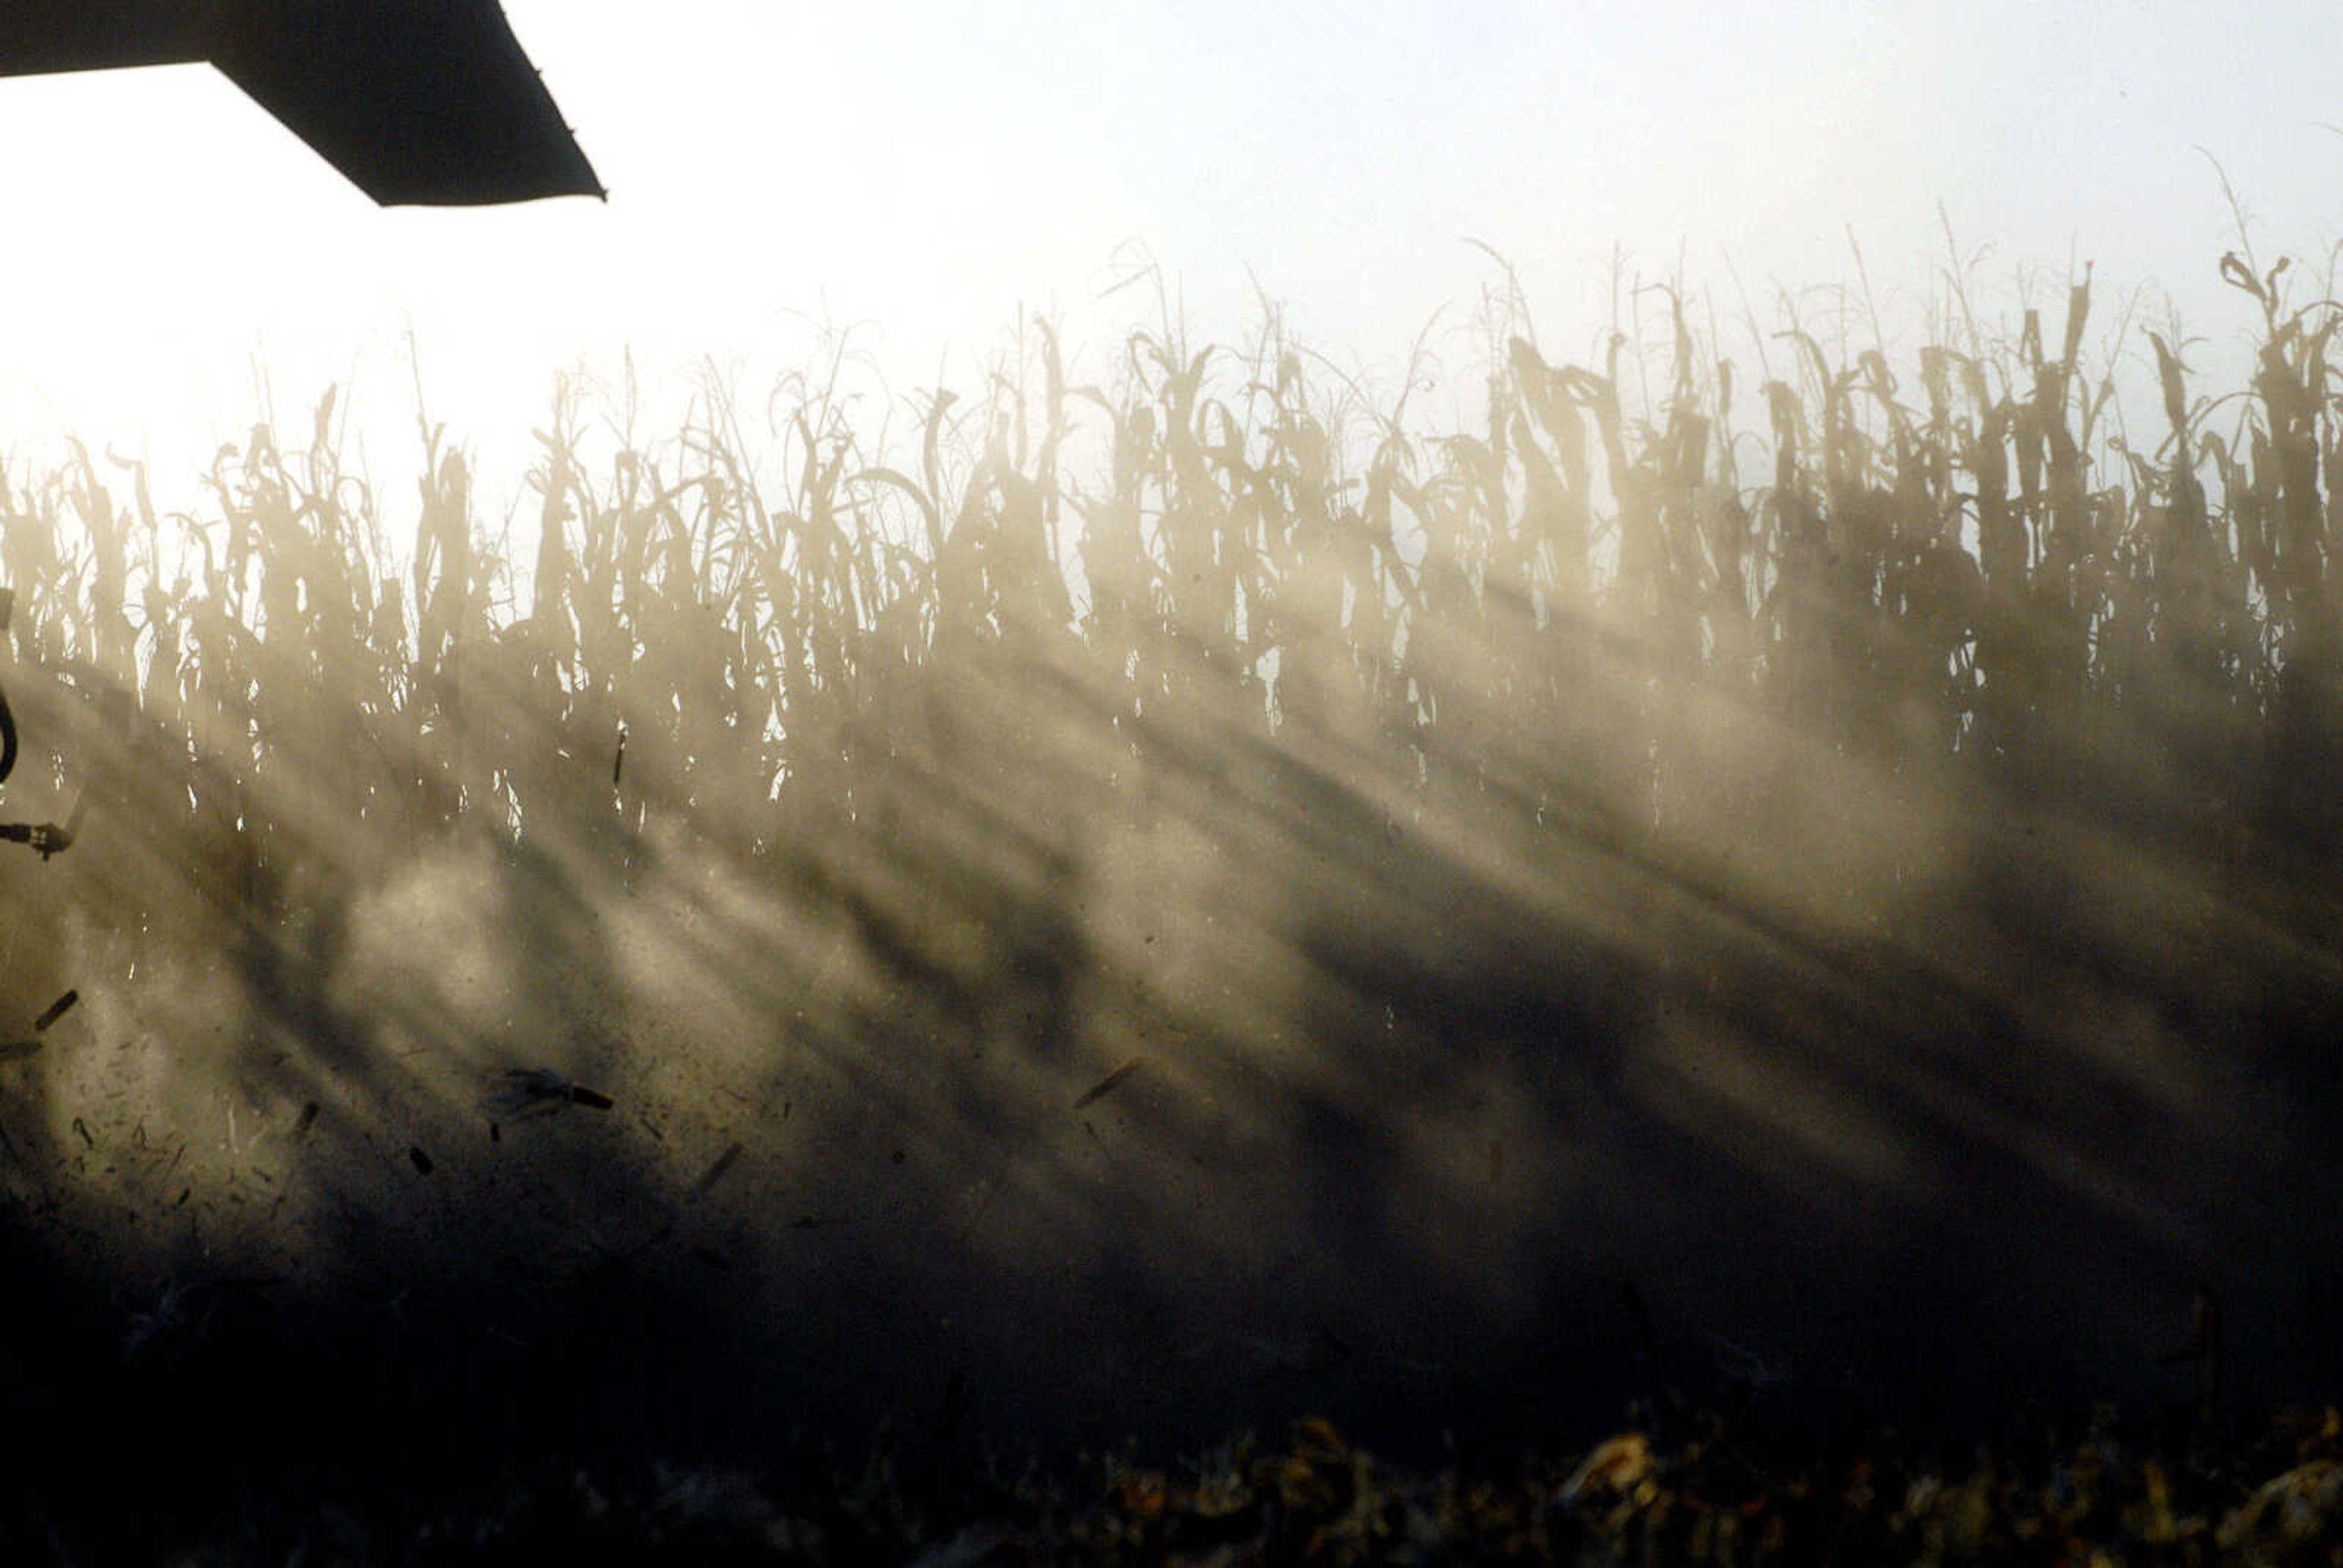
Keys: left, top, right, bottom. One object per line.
{"left": 2, "top": 0, "right": 2339, "bottom": 533}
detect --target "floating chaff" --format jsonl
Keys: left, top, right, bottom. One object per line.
{"left": 0, "top": 984, "right": 81, "bottom": 1059}
{"left": 692, "top": 1140, "right": 743, "bottom": 1199}
{"left": 32, "top": 990, "right": 76, "bottom": 1032}
{"left": 1073, "top": 1057, "right": 1147, "bottom": 1110}
{"left": 484, "top": 1067, "right": 615, "bottom": 1121}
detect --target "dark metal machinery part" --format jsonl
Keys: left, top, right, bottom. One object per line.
{"left": 0, "top": 0, "right": 602, "bottom": 206}
{"left": 0, "top": 589, "right": 81, "bottom": 857}
{"left": 0, "top": 586, "right": 14, "bottom": 786}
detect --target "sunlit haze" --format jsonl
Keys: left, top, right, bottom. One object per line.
{"left": 4, "top": 1, "right": 2339, "bottom": 518}
{"left": 9, "top": 3, "right": 2343, "bottom": 1545}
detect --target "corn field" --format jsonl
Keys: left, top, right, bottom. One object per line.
{"left": 4, "top": 258, "right": 2337, "bottom": 1021}
{"left": 1, "top": 251, "right": 2341, "bottom": 1512}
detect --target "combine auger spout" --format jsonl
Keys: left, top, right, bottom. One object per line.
{"left": 0, "top": 0, "right": 602, "bottom": 206}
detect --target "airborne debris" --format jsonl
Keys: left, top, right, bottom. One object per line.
{"left": 409, "top": 1145, "right": 434, "bottom": 1175}
{"left": 485, "top": 1067, "right": 616, "bottom": 1120}
{"left": 1073, "top": 1057, "right": 1146, "bottom": 1110}
{"left": 692, "top": 1140, "right": 743, "bottom": 1199}
{"left": 0, "top": 984, "right": 80, "bottom": 1059}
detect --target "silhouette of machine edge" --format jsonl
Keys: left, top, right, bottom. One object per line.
{"left": 0, "top": 0, "right": 603, "bottom": 206}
